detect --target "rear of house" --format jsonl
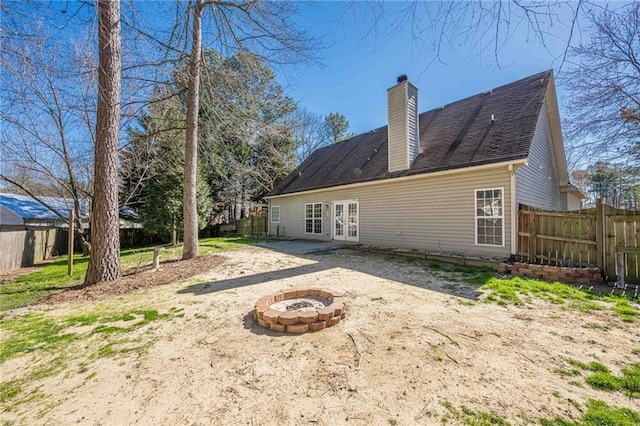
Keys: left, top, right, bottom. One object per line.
{"left": 265, "top": 71, "right": 584, "bottom": 259}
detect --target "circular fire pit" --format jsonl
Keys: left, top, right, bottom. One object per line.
{"left": 253, "top": 288, "right": 346, "bottom": 334}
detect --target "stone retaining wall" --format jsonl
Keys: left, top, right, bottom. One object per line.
{"left": 498, "top": 262, "right": 603, "bottom": 284}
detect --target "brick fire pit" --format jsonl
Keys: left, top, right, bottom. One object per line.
{"left": 253, "top": 289, "right": 347, "bottom": 334}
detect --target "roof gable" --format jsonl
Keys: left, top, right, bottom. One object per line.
{"left": 543, "top": 73, "right": 570, "bottom": 185}
{"left": 270, "top": 70, "right": 552, "bottom": 197}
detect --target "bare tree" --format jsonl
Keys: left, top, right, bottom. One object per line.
{"left": 85, "top": 0, "right": 122, "bottom": 285}
{"left": 290, "top": 109, "right": 355, "bottom": 163}
{"left": 176, "top": 0, "right": 319, "bottom": 258}
{"left": 0, "top": 6, "right": 95, "bottom": 255}
{"left": 355, "top": 1, "right": 586, "bottom": 70}
{"left": 290, "top": 108, "right": 327, "bottom": 164}
{"left": 560, "top": 3, "right": 640, "bottom": 165}
{"left": 352, "top": 1, "right": 630, "bottom": 169}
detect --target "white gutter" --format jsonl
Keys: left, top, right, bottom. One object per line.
{"left": 266, "top": 158, "right": 528, "bottom": 200}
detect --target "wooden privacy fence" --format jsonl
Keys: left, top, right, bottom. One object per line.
{"left": 212, "top": 216, "right": 267, "bottom": 237}
{"left": 0, "top": 227, "right": 66, "bottom": 273}
{"left": 517, "top": 201, "right": 640, "bottom": 283}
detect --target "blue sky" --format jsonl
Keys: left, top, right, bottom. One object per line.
{"left": 3, "top": 1, "right": 585, "bottom": 139}
{"left": 276, "top": 1, "right": 582, "bottom": 135}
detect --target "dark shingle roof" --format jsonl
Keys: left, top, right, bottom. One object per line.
{"left": 270, "top": 70, "right": 551, "bottom": 197}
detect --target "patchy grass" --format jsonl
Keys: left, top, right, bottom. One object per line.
{"left": 542, "top": 399, "right": 640, "bottom": 426}
{"left": 464, "top": 271, "right": 495, "bottom": 286}
{"left": 195, "top": 236, "right": 258, "bottom": 255}
{"left": 440, "top": 400, "right": 511, "bottom": 425}
{"left": 554, "top": 368, "right": 582, "bottom": 377}
{"left": 0, "top": 313, "right": 74, "bottom": 363}
{"left": 480, "top": 275, "right": 640, "bottom": 319}
{"left": 420, "top": 261, "right": 493, "bottom": 280}
{"left": 611, "top": 299, "right": 640, "bottom": 322}
{"left": 0, "top": 304, "right": 181, "bottom": 412}
{"left": 558, "top": 358, "right": 640, "bottom": 398}
{"left": 428, "top": 262, "right": 443, "bottom": 270}
{"left": 0, "top": 381, "right": 21, "bottom": 404}
{"left": 565, "top": 360, "right": 609, "bottom": 373}
{"left": 620, "top": 364, "right": 640, "bottom": 396}
{"left": 0, "top": 237, "right": 257, "bottom": 311}
{"left": 0, "top": 254, "right": 88, "bottom": 311}
{"left": 0, "top": 308, "right": 174, "bottom": 363}
{"left": 30, "top": 357, "right": 67, "bottom": 380}
{"left": 586, "top": 372, "right": 622, "bottom": 391}
{"left": 440, "top": 398, "right": 640, "bottom": 426}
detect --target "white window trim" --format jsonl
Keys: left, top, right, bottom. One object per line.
{"left": 304, "top": 202, "right": 322, "bottom": 234}
{"left": 270, "top": 205, "right": 280, "bottom": 223}
{"left": 474, "top": 187, "right": 505, "bottom": 247}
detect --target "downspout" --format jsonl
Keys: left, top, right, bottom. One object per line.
{"left": 508, "top": 163, "right": 518, "bottom": 257}
{"left": 267, "top": 199, "right": 271, "bottom": 237}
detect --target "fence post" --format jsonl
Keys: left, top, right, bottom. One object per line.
{"left": 595, "top": 198, "right": 604, "bottom": 274}
{"left": 67, "top": 209, "right": 74, "bottom": 276}
{"left": 528, "top": 209, "right": 536, "bottom": 263}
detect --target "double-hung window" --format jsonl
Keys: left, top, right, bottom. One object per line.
{"left": 475, "top": 188, "right": 504, "bottom": 246}
{"left": 270, "top": 206, "right": 280, "bottom": 223}
{"left": 305, "top": 203, "right": 322, "bottom": 234}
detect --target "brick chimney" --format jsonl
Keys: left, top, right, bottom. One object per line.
{"left": 387, "top": 75, "right": 419, "bottom": 172}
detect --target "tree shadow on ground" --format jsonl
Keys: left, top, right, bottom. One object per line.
{"left": 176, "top": 244, "right": 487, "bottom": 301}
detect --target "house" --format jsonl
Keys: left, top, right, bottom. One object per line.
{"left": 0, "top": 193, "right": 90, "bottom": 273}
{"left": 0, "top": 193, "right": 89, "bottom": 228}
{"left": 0, "top": 194, "right": 151, "bottom": 272}
{"left": 264, "top": 70, "right": 586, "bottom": 259}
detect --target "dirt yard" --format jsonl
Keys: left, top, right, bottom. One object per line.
{"left": 2, "top": 245, "right": 639, "bottom": 425}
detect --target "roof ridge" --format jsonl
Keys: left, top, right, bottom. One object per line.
{"left": 345, "top": 70, "right": 551, "bottom": 140}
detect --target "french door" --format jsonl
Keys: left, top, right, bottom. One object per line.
{"left": 333, "top": 201, "right": 359, "bottom": 242}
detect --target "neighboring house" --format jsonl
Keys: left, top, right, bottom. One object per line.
{"left": 0, "top": 193, "right": 90, "bottom": 273}
{"left": 0, "top": 193, "right": 89, "bottom": 228}
{"left": 0, "top": 195, "right": 149, "bottom": 272}
{"left": 265, "top": 70, "right": 585, "bottom": 259}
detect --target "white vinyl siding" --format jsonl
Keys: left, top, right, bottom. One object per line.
{"left": 268, "top": 166, "right": 512, "bottom": 257}
{"left": 270, "top": 206, "right": 280, "bottom": 223}
{"left": 475, "top": 188, "right": 504, "bottom": 246}
{"left": 565, "top": 192, "right": 582, "bottom": 210}
{"left": 305, "top": 203, "right": 322, "bottom": 234}
{"left": 515, "top": 100, "right": 563, "bottom": 210}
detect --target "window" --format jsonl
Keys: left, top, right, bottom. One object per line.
{"left": 475, "top": 188, "right": 504, "bottom": 246}
{"left": 270, "top": 206, "right": 280, "bottom": 223}
{"left": 305, "top": 203, "right": 322, "bottom": 234}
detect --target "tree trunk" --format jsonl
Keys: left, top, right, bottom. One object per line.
{"left": 74, "top": 201, "right": 91, "bottom": 256}
{"left": 85, "top": 0, "right": 122, "bottom": 285}
{"left": 77, "top": 229, "right": 91, "bottom": 256}
{"left": 182, "top": 0, "right": 203, "bottom": 260}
